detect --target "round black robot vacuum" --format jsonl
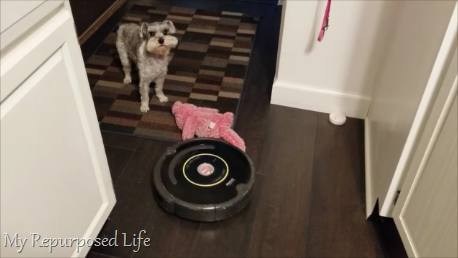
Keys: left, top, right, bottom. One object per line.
{"left": 152, "top": 138, "right": 255, "bottom": 222}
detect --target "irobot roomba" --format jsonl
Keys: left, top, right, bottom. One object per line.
{"left": 152, "top": 138, "right": 255, "bottom": 222}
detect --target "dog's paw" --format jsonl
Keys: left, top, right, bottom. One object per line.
{"left": 158, "top": 95, "right": 169, "bottom": 103}
{"left": 123, "top": 76, "right": 132, "bottom": 84}
{"left": 140, "top": 104, "right": 150, "bottom": 113}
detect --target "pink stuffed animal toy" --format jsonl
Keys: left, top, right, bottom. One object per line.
{"left": 171, "top": 101, "right": 246, "bottom": 151}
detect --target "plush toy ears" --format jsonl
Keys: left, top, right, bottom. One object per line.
{"left": 222, "top": 112, "right": 234, "bottom": 125}
{"left": 224, "top": 112, "right": 234, "bottom": 119}
{"left": 172, "top": 101, "right": 184, "bottom": 114}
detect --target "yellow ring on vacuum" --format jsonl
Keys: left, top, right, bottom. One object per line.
{"left": 182, "top": 153, "right": 229, "bottom": 187}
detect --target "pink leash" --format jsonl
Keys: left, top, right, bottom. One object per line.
{"left": 318, "top": 0, "right": 332, "bottom": 42}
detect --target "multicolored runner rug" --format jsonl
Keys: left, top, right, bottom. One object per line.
{"left": 85, "top": 0, "right": 260, "bottom": 141}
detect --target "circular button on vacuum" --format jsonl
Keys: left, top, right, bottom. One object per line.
{"left": 197, "top": 162, "right": 214, "bottom": 176}
{"left": 152, "top": 138, "right": 255, "bottom": 222}
{"left": 183, "top": 153, "right": 228, "bottom": 187}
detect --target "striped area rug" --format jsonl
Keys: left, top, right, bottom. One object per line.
{"left": 85, "top": 0, "right": 260, "bottom": 141}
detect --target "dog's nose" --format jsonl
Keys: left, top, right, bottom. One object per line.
{"left": 158, "top": 38, "right": 164, "bottom": 44}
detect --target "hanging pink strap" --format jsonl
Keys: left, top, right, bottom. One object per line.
{"left": 318, "top": 0, "right": 332, "bottom": 42}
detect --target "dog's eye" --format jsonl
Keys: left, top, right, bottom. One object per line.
{"left": 149, "top": 32, "right": 155, "bottom": 36}
{"left": 163, "top": 29, "right": 168, "bottom": 35}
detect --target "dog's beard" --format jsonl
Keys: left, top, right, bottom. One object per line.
{"left": 148, "top": 45, "right": 169, "bottom": 55}
{"left": 153, "top": 46, "right": 170, "bottom": 55}
{"left": 146, "top": 36, "right": 178, "bottom": 56}
{"left": 146, "top": 40, "right": 161, "bottom": 55}
{"left": 163, "top": 36, "right": 178, "bottom": 48}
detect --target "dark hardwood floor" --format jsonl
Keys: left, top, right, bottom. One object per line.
{"left": 79, "top": 0, "right": 408, "bottom": 257}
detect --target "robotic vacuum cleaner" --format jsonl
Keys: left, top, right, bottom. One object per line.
{"left": 152, "top": 138, "right": 255, "bottom": 222}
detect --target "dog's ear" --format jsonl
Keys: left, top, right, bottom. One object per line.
{"left": 139, "top": 22, "right": 149, "bottom": 38}
{"left": 163, "top": 20, "right": 176, "bottom": 34}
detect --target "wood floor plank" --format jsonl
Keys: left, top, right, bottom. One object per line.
{"left": 247, "top": 105, "right": 318, "bottom": 257}
{"left": 304, "top": 114, "right": 384, "bottom": 257}
{"left": 102, "top": 132, "right": 142, "bottom": 150}
{"left": 190, "top": 175, "right": 265, "bottom": 257}
{"left": 86, "top": 251, "right": 119, "bottom": 258}
{"left": 233, "top": 7, "right": 282, "bottom": 170}
{"left": 234, "top": 90, "right": 271, "bottom": 169}
{"left": 371, "top": 216, "right": 409, "bottom": 258}
{"left": 104, "top": 146, "right": 134, "bottom": 185}
{"left": 90, "top": 139, "right": 172, "bottom": 258}
{"left": 132, "top": 206, "right": 201, "bottom": 258}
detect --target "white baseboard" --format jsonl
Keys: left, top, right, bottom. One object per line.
{"left": 364, "top": 117, "right": 377, "bottom": 218}
{"left": 270, "top": 80, "right": 371, "bottom": 119}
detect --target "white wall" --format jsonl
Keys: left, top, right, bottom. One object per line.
{"left": 272, "top": 0, "right": 398, "bottom": 118}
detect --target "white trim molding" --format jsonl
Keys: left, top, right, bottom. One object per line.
{"left": 271, "top": 80, "right": 371, "bottom": 119}
{"left": 364, "top": 117, "right": 376, "bottom": 217}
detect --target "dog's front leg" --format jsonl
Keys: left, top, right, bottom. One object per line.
{"left": 154, "top": 75, "right": 168, "bottom": 103}
{"left": 139, "top": 80, "right": 150, "bottom": 113}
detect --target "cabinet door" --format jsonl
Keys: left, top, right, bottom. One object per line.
{"left": 0, "top": 2, "right": 116, "bottom": 257}
{"left": 364, "top": 0, "right": 456, "bottom": 217}
{"left": 392, "top": 4, "right": 457, "bottom": 257}
{"left": 393, "top": 89, "right": 457, "bottom": 257}
{"left": 0, "top": 0, "right": 46, "bottom": 33}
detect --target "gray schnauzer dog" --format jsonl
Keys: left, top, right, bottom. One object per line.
{"left": 116, "top": 20, "right": 178, "bottom": 113}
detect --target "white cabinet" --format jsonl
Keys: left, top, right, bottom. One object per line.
{"left": 366, "top": 2, "right": 457, "bottom": 257}
{"left": 394, "top": 90, "right": 457, "bottom": 257}
{"left": 1, "top": 1, "right": 116, "bottom": 257}
{"left": 0, "top": 0, "right": 46, "bottom": 33}
{"left": 365, "top": 0, "right": 457, "bottom": 216}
